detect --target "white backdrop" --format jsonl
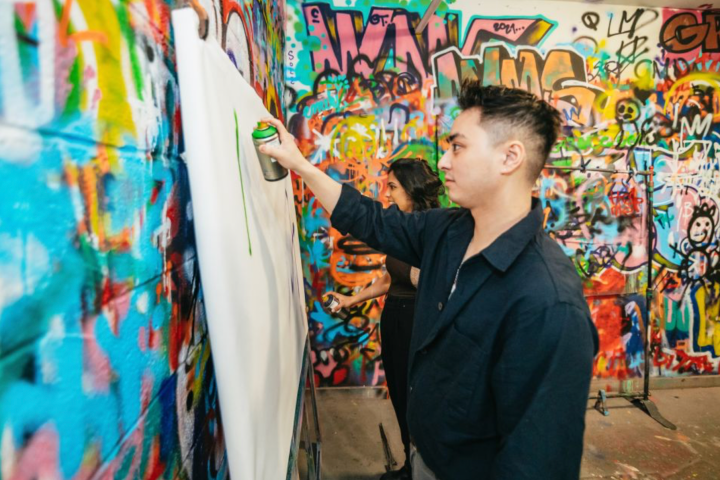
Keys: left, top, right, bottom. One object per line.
{"left": 172, "top": 9, "right": 308, "bottom": 479}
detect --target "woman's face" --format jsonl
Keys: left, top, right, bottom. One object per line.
{"left": 385, "top": 171, "right": 414, "bottom": 213}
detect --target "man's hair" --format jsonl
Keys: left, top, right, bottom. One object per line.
{"left": 457, "top": 81, "right": 562, "bottom": 182}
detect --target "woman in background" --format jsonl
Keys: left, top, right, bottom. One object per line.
{"left": 326, "top": 158, "right": 444, "bottom": 480}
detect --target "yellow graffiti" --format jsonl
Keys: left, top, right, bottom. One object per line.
{"left": 77, "top": 0, "right": 136, "bottom": 147}
{"left": 696, "top": 285, "right": 720, "bottom": 356}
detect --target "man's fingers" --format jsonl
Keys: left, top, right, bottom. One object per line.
{"left": 259, "top": 143, "right": 281, "bottom": 158}
{"left": 261, "top": 116, "right": 282, "bottom": 128}
{"left": 261, "top": 117, "right": 287, "bottom": 134}
{"left": 262, "top": 117, "right": 295, "bottom": 142}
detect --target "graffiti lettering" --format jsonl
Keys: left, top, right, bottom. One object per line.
{"left": 303, "top": 4, "right": 555, "bottom": 82}
{"left": 582, "top": 12, "right": 600, "bottom": 31}
{"left": 660, "top": 11, "right": 720, "bottom": 53}
{"left": 607, "top": 8, "right": 657, "bottom": 39}
{"left": 493, "top": 21, "right": 525, "bottom": 36}
{"left": 432, "top": 45, "right": 601, "bottom": 127}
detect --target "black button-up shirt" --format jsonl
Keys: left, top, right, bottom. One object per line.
{"left": 331, "top": 184, "right": 599, "bottom": 479}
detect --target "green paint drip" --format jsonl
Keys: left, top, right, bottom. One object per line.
{"left": 234, "top": 110, "right": 253, "bottom": 256}
{"left": 62, "top": 58, "right": 82, "bottom": 119}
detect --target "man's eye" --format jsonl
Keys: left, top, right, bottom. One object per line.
{"left": 452, "top": 143, "right": 461, "bottom": 152}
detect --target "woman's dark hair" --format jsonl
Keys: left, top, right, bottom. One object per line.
{"left": 388, "top": 158, "right": 444, "bottom": 211}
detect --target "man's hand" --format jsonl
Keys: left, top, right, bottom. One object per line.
{"left": 257, "top": 116, "right": 342, "bottom": 214}
{"left": 258, "top": 117, "right": 309, "bottom": 174}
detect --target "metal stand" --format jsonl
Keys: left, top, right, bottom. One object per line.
{"left": 301, "top": 337, "right": 322, "bottom": 479}
{"left": 379, "top": 423, "right": 398, "bottom": 472}
{"left": 546, "top": 160, "right": 676, "bottom": 430}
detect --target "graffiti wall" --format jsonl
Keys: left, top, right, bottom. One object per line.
{"left": 286, "top": 0, "right": 720, "bottom": 385}
{"left": 0, "top": 0, "right": 284, "bottom": 478}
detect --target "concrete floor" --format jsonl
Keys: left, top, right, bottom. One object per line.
{"left": 311, "top": 386, "right": 720, "bottom": 480}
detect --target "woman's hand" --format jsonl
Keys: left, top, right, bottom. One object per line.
{"left": 325, "top": 292, "right": 354, "bottom": 312}
{"left": 410, "top": 267, "right": 420, "bottom": 287}
{"left": 258, "top": 117, "right": 309, "bottom": 173}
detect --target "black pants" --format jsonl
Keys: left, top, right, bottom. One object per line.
{"left": 380, "top": 294, "right": 415, "bottom": 468}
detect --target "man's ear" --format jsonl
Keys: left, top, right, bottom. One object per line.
{"left": 500, "top": 140, "right": 525, "bottom": 176}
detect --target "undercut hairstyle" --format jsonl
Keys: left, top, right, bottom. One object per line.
{"left": 457, "top": 81, "right": 562, "bottom": 183}
{"left": 388, "top": 158, "right": 444, "bottom": 212}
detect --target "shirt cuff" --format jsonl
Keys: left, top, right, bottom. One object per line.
{"left": 330, "top": 183, "right": 362, "bottom": 234}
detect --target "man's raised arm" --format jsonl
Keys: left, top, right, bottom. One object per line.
{"left": 260, "top": 117, "right": 433, "bottom": 267}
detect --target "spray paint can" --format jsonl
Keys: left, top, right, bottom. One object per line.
{"left": 322, "top": 294, "right": 349, "bottom": 320}
{"left": 251, "top": 122, "right": 289, "bottom": 182}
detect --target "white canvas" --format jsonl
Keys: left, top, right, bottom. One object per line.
{"left": 172, "top": 9, "right": 308, "bottom": 479}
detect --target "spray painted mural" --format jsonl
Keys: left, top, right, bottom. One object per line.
{"left": 0, "top": 0, "right": 284, "bottom": 478}
{"left": 287, "top": 0, "right": 720, "bottom": 385}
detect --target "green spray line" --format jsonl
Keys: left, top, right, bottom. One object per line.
{"left": 235, "top": 110, "right": 253, "bottom": 256}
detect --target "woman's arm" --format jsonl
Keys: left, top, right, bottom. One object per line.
{"left": 350, "top": 273, "right": 391, "bottom": 305}
{"left": 327, "top": 273, "right": 391, "bottom": 312}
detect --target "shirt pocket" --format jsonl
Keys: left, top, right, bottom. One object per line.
{"left": 436, "top": 324, "right": 486, "bottom": 418}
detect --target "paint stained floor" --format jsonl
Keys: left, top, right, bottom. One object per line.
{"left": 312, "top": 387, "right": 720, "bottom": 479}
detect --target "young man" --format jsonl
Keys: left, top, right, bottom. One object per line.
{"left": 261, "top": 82, "right": 599, "bottom": 479}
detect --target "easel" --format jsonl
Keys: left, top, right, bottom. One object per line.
{"left": 296, "top": 336, "right": 322, "bottom": 479}
{"left": 546, "top": 152, "right": 676, "bottom": 430}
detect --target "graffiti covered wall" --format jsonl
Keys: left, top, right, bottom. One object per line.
{"left": 0, "top": 0, "right": 284, "bottom": 478}
{"left": 286, "top": 0, "right": 720, "bottom": 385}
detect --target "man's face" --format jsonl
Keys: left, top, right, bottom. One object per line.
{"left": 438, "top": 108, "right": 506, "bottom": 208}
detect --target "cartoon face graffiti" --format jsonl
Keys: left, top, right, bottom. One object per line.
{"left": 615, "top": 98, "right": 641, "bottom": 124}
{"left": 641, "top": 113, "right": 674, "bottom": 145}
{"left": 688, "top": 204, "right": 717, "bottom": 247}
{"left": 679, "top": 203, "right": 718, "bottom": 284}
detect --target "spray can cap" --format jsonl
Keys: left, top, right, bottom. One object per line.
{"left": 252, "top": 121, "right": 278, "bottom": 139}
{"left": 323, "top": 295, "right": 335, "bottom": 307}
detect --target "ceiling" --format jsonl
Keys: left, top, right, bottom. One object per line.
{"left": 492, "top": 0, "right": 719, "bottom": 9}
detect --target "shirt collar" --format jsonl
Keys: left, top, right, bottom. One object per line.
{"left": 481, "top": 198, "right": 544, "bottom": 272}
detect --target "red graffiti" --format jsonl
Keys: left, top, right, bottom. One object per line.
{"left": 608, "top": 187, "right": 644, "bottom": 216}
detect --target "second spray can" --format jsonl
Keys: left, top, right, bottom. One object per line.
{"left": 322, "top": 294, "right": 349, "bottom": 320}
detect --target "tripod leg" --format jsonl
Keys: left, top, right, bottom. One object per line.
{"left": 631, "top": 398, "right": 677, "bottom": 430}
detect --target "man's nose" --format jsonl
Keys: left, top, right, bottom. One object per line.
{"left": 438, "top": 150, "right": 450, "bottom": 170}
